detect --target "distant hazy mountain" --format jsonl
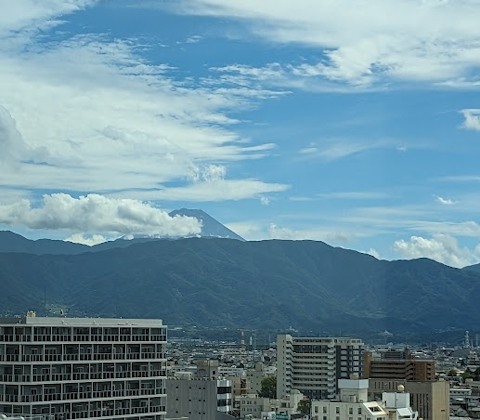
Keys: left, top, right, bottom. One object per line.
{"left": 168, "top": 208, "right": 245, "bottom": 241}
{"left": 0, "top": 237, "right": 479, "bottom": 333}
{"left": 0, "top": 231, "right": 90, "bottom": 255}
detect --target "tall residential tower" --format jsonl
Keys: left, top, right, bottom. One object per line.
{"left": 277, "top": 335, "right": 364, "bottom": 400}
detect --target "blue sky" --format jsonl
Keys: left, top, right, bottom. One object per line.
{"left": 1, "top": 0, "right": 480, "bottom": 267}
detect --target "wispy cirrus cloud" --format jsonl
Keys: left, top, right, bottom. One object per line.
{"left": 297, "top": 139, "right": 390, "bottom": 161}
{"left": 317, "top": 191, "right": 390, "bottom": 200}
{"left": 166, "top": 0, "right": 480, "bottom": 89}
{"left": 0, "top": 2, "right": 284, "bottom": 204}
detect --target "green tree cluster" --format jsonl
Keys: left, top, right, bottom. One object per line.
{"left": 259, "top": 376, "right": 277, "bottom": 399}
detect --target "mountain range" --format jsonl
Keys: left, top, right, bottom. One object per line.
{"left": 1, "top": 223, "right": 479, "bottom": 334}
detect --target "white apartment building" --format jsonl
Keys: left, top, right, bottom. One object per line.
{"left": 277, "top": 335, "right": 364, "bottom": 400}
{"left": 0, "top": 313, "right": 167, "bottom": 420}
{"left": 312, "top": 379, "right": 418, "bottom": 420}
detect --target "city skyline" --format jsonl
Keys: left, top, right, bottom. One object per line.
{"left": 1, "top": 1, "right": 480, "bottom": 267}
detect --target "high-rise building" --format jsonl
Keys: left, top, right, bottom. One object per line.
{"left": 0, "top": 313, "right": 167, "bottom": 420}
{"left": 276, "top": 335, "right": 364, "bottom": 400}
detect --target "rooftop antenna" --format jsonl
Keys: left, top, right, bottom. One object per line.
{"left": 464, "top": 331, "right": 471, "bottom": 349}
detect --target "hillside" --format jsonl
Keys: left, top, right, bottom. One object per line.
{"left": 1, "top": 238, "right": 479, "bottom": 333}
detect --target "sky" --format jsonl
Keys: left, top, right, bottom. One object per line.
{"left": 1, "top": 0, "right": 480, "bottom": 267}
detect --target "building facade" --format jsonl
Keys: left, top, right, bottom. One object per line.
{"left": 0, "top": 313, "right": 167, "bottom": 420}
{"left": 368, "top": 379, "right": 449, "bottom": 420}
{"left": 246, "top": 363, "right": 266, "bottom": 395}
{"left": 277, "top": 335, "right": 364, "bottom": 400}
{"left": 363, "top": 352, "right": 435, "bottom": 381}
{"left": 166, "top": 378, "right": 232, "bottom": 420}
{"left": 312, "top": 378, "right": 418, "bottom": 420}
{"left": 238, "top": 389, "right": 304, "bottom": 420}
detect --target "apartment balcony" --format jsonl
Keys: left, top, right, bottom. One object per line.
{"left": 0, "top": 352, "right": 166, "bottom": 363}
{"left": 58, "top": 405, "right": 166, "bottom": 420}
{"left": 1, "top": 369, "right": 166, "bottom": 384}
{"left": 7, "top": 388, "right": 166, "bottom": 404}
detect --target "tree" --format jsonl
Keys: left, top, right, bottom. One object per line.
{"left": 447, "top": 369, "right": 457, "bottom": 377}
{"left": 298, "top": 399, "right": 311, "bottom": 416}
{"left": 259, "top": 376, "right": 277, "bottom": 399}
{"left": 461, "top": 367, "right": 475, "bottom": 379}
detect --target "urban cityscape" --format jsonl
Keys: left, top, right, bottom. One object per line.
{"left": 1, "top": 312, "right": 479, "bottom": 420}
{"left": 2, "top": 1, "right": 480, "bottom": 420}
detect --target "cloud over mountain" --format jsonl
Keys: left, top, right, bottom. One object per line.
{"left": 394, "top": 234, "right": 480, "bottom": 268}
{"left": 0, "top": 194, "right": 202, "bottom": 238}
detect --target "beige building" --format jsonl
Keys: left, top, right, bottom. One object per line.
{"left": 368, "top": 379, "right": 449, "bottom": 420}
{"left": 247, "top": 363, "right": 266, "bottom": 395}
{"left": 277, "top": 335, "right": 364, "bottom": 400}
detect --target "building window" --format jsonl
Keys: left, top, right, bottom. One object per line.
{"left": 323, "top": 407, "right": 327, "bottom": 414}
{"left": 349, "top": 408, "right": 353, "bottom": 415}
{"left": 315, "top": 407, "right": 319, "bottom": 413}
{"left": 336, "top": 407, "right": 340, "bottom": 414}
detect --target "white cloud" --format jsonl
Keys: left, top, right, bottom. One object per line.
{"left": 172, "top": 0, "right": 480, "bottom": 88}
{"left": 225, "top": 220, "right": 355, "bottom": 244}
{"left": 64, "top": 233, "right": 107, "bottom": 246}
{"left": 0, "top": 194, "right": 202, "bottom": 237}
{"left": 461, "top": 109, "right": 480, "bottom": 131}
{"left": 0, "top": 106, "right": 49, "bottom": 164}
{"left": 260, "top": 196, "right": 270, "bottom": 206}
{"left": 364, "top": 248, "right": 381, "bottom": 260}
{"left": 224, "top": 221, "right": 265, "bottom": 241}
{"left": 317, "top": 191, "right": 389, "bottom": 200}
{"left": 0, "top": 4, "right": 281, "bottom": 202}
{"left": 268, "top": 223, "right": 353, "bottom": 243}
{"left": 0, "top": 0, "right": 99, "bottom": 35}
{"left": 394, "top": 234, "right": 480, "bottom": 268}
{"left": 185, "top": 35, "right": 202, "bottom": 44}
{"left": 434, "top": 195, "right": 457, "bottom": 205}
{"left": 120, "top": 178, "right": 288, "bottom": 202}
{"left": 190, "top": 164, "right": 227, "bottom": 183}
{"left": 409, "top": 220, "right": 480, "bottom": 238}
{"left": 297, "top": 139, "right": 388, "bottom": 161}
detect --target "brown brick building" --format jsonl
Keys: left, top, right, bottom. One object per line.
{"left": 363, "top": 351, "right": 435, "bottom": 381}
